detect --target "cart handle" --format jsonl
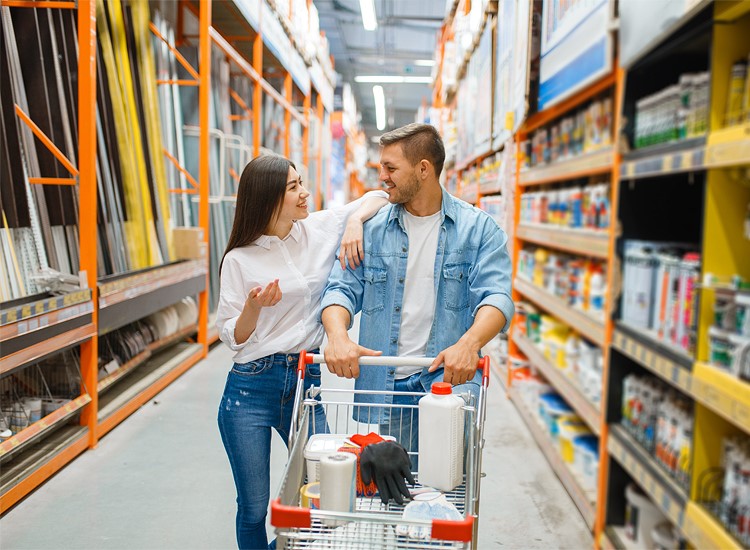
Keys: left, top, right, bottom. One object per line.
{"left": 298, "top": 351, "right": 490, "bottom": 385}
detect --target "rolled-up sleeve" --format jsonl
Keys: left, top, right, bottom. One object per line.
{"left": 320, "top": 262, "right": 366, "bottom": 330}
{"left": 216, "top": 256, "right": 259, "bottom": 351}
{"left": 470, "top": 219, "right": 515, "bottom": 332}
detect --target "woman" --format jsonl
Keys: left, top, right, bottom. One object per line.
{"left": 216, "top": 154, "right": 387, "bottom": 550}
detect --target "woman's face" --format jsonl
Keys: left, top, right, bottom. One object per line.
{"left": 277, "top": 166, "right": 310, "bottom": 225}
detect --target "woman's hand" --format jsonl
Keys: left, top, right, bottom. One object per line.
{"left": 339, "top": 219, "right": 365, "bottom": 270}
{"left": 244, "top": 279, "right": 282, "bottom": 311}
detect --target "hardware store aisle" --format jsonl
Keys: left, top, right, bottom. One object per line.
{"left": 2, "top": 343, "right": 591, "bottom": 549}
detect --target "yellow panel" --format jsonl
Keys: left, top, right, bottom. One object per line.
{"left": 684, "top": 502, "right": 743, "bottom": 550}
{"left": 715, "top": 0, "right": 750, "bottom": 22}
{"left": 689, "top": 403, "right": 743, "bottom": 501}
{"left": 697, "top": 171, "right": 750, "bottom": 362}
{"left": 693, "top": 362, "right": 750, "bottom": 432}
{"left": 709, "top": 9, "right": 750, "bottom": 132}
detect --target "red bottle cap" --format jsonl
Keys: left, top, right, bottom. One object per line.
{"left": 431, "top": 382, "right": 452, "bottom": 395}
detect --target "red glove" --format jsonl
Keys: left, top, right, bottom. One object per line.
{"left": 350, "top": 432, "right": 385, "bottom": 448}
{"left": 338, "top": 432, "right": 385, "bottom": 497}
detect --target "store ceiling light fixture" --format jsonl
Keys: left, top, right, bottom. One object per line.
{"left": 414, "top": 59, "right": 436, "bottom": 66}
{"left": 373, "top": 85, "right": 386, "bottom": 131}
{"left": 355, "top": 75, "right": 433, "bottom": 84}
{"left": 359, "top": 0, "right": 377, "bottom": 31}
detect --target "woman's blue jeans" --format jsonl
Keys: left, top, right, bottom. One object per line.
{"left": 218, "top": 352, "right": 327, "bottom": 550}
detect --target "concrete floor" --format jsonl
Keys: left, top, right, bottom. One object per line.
{"left": 1, "top": 342, "right": 592, "bottom": 549}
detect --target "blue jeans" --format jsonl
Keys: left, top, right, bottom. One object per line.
{"left": 218, "top": 352, "right": 327, "bottom": 550}
{"left": 382, "top": 369, "right": 481, "bottom": 471}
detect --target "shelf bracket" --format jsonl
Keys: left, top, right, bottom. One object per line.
{"left": 14, "top": 104, "right": 79, "bottom": 185}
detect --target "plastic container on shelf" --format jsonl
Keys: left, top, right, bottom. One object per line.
{"left": 737, "top": 292, "right": 750, "bottom": 338}
{"left": 573, "top": 435, "right": 599, "bottom": 491}
{"left": 558, "top": 418, "right": 591, "bottom": 464}
{"left": 538, "top": 394, "right": 574, "bottom": 440}
{"left": 625, "top": 483, "right": 668, "bottom": 549}
{"left": 23, "top": 398, "right": 42, "bottom": 424}
{"left": 418, "top": 382, "right": 465, "bottom": 492}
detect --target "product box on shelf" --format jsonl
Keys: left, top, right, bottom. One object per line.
{"left": 621, "top": 240, "right": 701, "bottom": 356}
{"left": 518, "top": 246, "right": 607, "bottom": 320}
{"left": 621, "top": 374, "right": 693, "bottom": 490}
{"left": 707, "top": 281, "right": 750, "bottom": 382}
{"left": 173, "top": 227, "right": 207, "bottom": 260}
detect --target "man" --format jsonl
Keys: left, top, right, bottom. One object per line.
{"left": 320, "top": 122, "right": 513, "bottom": 458}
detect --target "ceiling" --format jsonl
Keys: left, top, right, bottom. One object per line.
{"left": 315, "top": 0, "right": 447, "bottom": 139}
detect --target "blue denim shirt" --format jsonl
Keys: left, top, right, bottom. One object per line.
{"left": 320, "top": 188, "right": 514, "bottom": 422}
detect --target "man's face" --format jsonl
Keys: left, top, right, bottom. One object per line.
{"left": 378, "top": 143, "right": 421, "bottom": 205}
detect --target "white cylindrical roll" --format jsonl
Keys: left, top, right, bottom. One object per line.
{"left": 319, "top": 452, "right": 356, "bottom": 520}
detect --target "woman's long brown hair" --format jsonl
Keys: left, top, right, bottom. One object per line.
{"left": 220, "top": 155, "right": 296, "bottom": 272}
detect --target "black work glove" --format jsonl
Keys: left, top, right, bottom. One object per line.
{"left": 360, "top": 441, "right": 415, "bottom": 505}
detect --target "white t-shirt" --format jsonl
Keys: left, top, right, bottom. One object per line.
{"left": 216, "top": 191, "right": 387, "bottom": 365}
{"left": 396, "top": 210, "right": 441, "bottom": 378}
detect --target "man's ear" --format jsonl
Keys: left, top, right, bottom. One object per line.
{"left": 419, "top": 159, "right": 432, "bottom": 178}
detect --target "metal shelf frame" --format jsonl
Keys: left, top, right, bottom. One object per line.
{"left": 0, "top": 0, "right": 335, "bottom": 514}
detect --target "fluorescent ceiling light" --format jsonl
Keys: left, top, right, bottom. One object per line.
{"left": 359, "top": 0, "right": 377, "bottom": 31}
{"left": 373, "top": 85, "right": 386, "bottom": 131}
{"left": 355, "top": 75, "right": 433, "bottom": 84}
{"left": 414, "top": 59, "right": 436, "bottom": 66}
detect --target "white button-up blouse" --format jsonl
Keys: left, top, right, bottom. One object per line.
{"left": 216, "top": 191, "right": 387, "bottom": 365}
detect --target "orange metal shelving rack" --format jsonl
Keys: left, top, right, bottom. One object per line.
{"left": 0, "top": 0, "right": 335, "bottom": 514}
{"left": 506, "top": 68, "right": 625, "bottom": 547}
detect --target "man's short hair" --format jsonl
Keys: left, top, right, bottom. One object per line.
{"left": 379, "top": 123, "right": 445, "bottom": 178}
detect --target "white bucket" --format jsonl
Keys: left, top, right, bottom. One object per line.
{"left": 625, "top": 483, "right": 667, "bottom": 549}
{"left": 24, "top": 397, "right": 42, "bottom": 423}
{"left": 651, "top": 522, "right": 679, "bottom": 550}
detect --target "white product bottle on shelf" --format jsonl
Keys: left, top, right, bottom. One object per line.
{"left": 418, "top": 382, "right": 464, "bottom": 492}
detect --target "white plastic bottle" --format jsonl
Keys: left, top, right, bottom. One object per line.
{"left": 418, "top": 382, "right": 464, "bottom": 492}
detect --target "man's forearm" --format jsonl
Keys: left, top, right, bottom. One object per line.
{"left": 457, "top": 305, "right": 507, "bottom": 354}
{"left": 351, "top": 194, "right": 388, "bottom": 224}
{"left": 321, "top": 305, "right": 353, "bottom": 338}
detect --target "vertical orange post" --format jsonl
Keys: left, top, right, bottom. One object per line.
{"left": 594, "top": 65, "right": 625, "bottom": 546}
{"left": 78, "top": 0, "right": 99, "bottom": 447}
{"left": 506, "top": 135, "right": 524, "bottom": 391}
{"left": 197, "top": 0, "right": 211, "bottom": 355}
{"left": 284, "top": 72, "right": 292, "bottom": 158}
{"left": 302, "top": 93, "right": 311, "bottom": 178}
{"left": 316, "top": 94, "right": 323, "bottom": 210}
{"left": 252, "top": 30, "right": 262, "bottom": 157}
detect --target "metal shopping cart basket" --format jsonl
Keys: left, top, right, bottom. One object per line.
{"left": 271, "top": 351, "right": 490, "bottom": 549}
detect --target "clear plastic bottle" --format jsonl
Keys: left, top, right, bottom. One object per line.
{"left": 418, "top": 382, "right": 465, "bottom": 492}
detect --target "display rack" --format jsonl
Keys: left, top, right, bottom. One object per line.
{"left": 508, "top": 65, "right": 622, "bottom": 540}
{"left": 599, "top": 3, "right": 750, "bottom": 549}
{"left": 509, "top": 385, "right": 598, "bottom": 530}
{"left": 0, "top": 0, "right": 337, "bottom": 514}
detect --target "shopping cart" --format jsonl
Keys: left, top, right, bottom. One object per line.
{"left": 271, "top": 351, "right": 490, "bottom": 549}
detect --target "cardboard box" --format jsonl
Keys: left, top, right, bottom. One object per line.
{"left": 173, "top": 227, "right": 207, "bottom": 260}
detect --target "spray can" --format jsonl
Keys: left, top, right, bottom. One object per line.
{"left": 726, "top": 61, "right": 748, "bottom": 127}
{"left": 677, "top": 253, "right": 701, "bottom": 354}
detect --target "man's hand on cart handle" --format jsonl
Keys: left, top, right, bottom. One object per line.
{"left": 429, "top": 340, "right": 479, "bottom": 386}
{"left": 360, "top": 441, "right": 415, "bottom": 505}
{"left": 323, "top": 334, "right": 382, "bottom": 379}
